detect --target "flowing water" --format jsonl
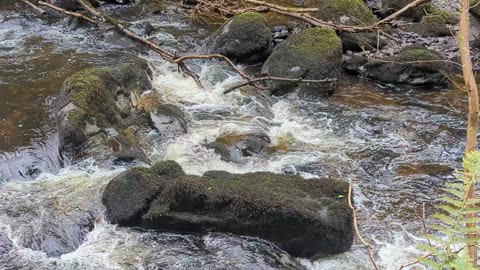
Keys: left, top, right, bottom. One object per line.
{"left": 0, "top": 2, "right": 470, "bottom": 269}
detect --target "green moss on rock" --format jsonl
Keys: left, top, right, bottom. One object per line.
{"left": 141, "top": 171, "right": 353, "bottom": 256}
{"left": 406, "top": 15, "right": 453, "bottom": 37}
{"left": 311, "top": 0, "right": 377, "bottom": 25}
{"left": 150, "top": 160, "right": 185, "bottom": 177}
{"left": 262, "top": 27, "right": 342, "bottom": 96}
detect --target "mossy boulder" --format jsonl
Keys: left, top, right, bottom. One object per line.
{"left": 405, "top": 15, "right": 453, "bottom": 37}
{"left": 261, "top": 27, "right": 342, "bottom": 96}
{"left": 359, "top": 46, "right": 448, "bottom": 86}
{"left": 274, "top": 0, "right": 383, "bottom": 51}
{"left": 102, "top": 161, "right": 185, "bottom": 225}
{"left": 102, "top": 161, "right": 353, "bottom": 257}
{"left": 142, "top": 171, "right": 353, "bottom": 257}
{"left": 206, "top": 12, "right": 273, "bottom": 63}
{"left": 55, "top": 62, "right": 152, "bottom": 162}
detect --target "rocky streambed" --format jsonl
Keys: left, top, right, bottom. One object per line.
{"left": 0, "top": 0, "right": 476, "bottom": 269}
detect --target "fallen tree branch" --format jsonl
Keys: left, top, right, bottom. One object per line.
{"left": 21, "top": 0, "right": 46, "bottom": 15}
{"left": 38, "top": 1, "right": 97, "bottom": 25}
{"left": 223, "top": 76, "right": 336, "bottom": 94}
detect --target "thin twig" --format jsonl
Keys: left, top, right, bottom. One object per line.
{"left": 348, "top": 178, "right": 382, "bottom": 270}
{"left": 21, "top": 0, "right": 46, "bottom": 15}
{"left": 223, "top": 76, "right": 336, "bottom": 94}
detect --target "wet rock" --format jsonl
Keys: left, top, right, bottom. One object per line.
{"left": 206, "top": 12, "right": 273, "bottom": 63}
{"left": 359, "top": 46, "right": 448, "bottom": 86}
{"left": 55, "top": 62, "right": 152, "bottom": 162}
{"left": 102, "top": 161, "right": 185, "bottom": 225}
{"left": 147, "top": 104, "right": 187, "bottom": 136}
{"left": 103, "top": 162, "right": 353, "bottom": 257}
{"left": 343, "top": 54, "right": 368, "bottom": 73}
{"left": 403, "top": 9, "right": 458, "bottom": 37}
{"left": 140, "top": 170, "right": 353, "bottom": 257}
{"left": 206, "top": 132, "right": 271, "bottom": 162}
{"left": 382, "top": 0, "right": 433, "bottom": 21}
{"left": 283, "top": 165, "right": 298, "bottom": 175}
{"left": 261, "top": 27, "right": 342, "bottom": 96}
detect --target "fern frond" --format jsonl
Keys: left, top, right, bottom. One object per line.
{"left": 433, "top": 213, "right": 456, "bottom": 225}
{"left": 438, "top": 197, "right": 464, "bottom": 208}
{"left": 419, "top": 257, "right": 442, "bottom": 270}
{"left": 438, "top": 205, "right": 462, "bottom": 215}
{"left": 417, "top": 244, "right": 444, "bottom": 256}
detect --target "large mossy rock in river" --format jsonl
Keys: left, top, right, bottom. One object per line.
{"left": 274, "top": 0, "right": 383, "bottom": 51}
{"left": 55, "top": 62, "right": 152, "bottom": 162}
{"left": 261, "top": 27, "right": 342, "bottom": 97}
{"left": 102, "top": 161, "right": 185, "bottom": 225}
{"left": 359, "top": 47, "right": 448, "bottom": 86}
{"left": 206, "top": 12, "right": 273, "bottom": 63}
{"left": 102, "top": 161, "right": 354, "bottom": 257}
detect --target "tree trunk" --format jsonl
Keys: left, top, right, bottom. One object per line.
{"left": 460, "top": 0, "right": 480, "bottom": 265}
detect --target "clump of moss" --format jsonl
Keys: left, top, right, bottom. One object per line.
{"left": 65, "top": 67, "right": 119, "bottom": 122}
{"left": 397, "top": 46, "right": 442, "bottom": 63}
{"left": 150, "top": 160, "right": 185, "bottom": 178}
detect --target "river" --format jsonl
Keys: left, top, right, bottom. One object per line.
{"left": 0, "top": 1, "right": 469, "bottom": 269}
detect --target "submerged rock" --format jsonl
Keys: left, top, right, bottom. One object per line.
{"left": 359, "top": 46, "right": 448, "bottom": 86}
{"left": 262, "top": 27, "right": 342, "bottom": 96}
{"left": 206, "top": 12, "right": 273, "bottom": 63}
{"left": 102, "top": 161, "right": 354, "bottom": 257}
{"left": 55, "top": 61, "right": 152, "bottom": 162}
